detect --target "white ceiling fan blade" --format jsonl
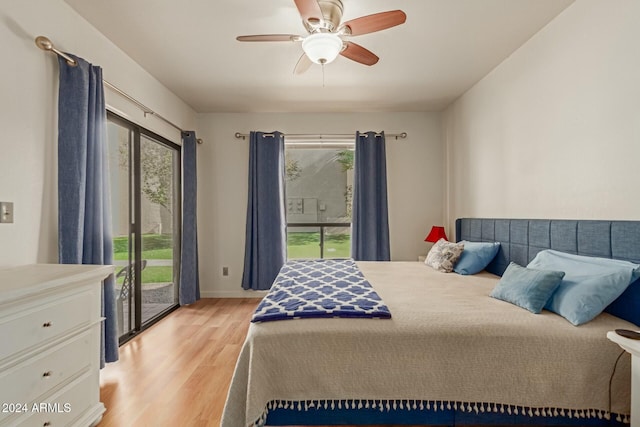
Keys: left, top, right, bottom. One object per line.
{"left": 293, "top": 53, "right": 313, "bottom": 75}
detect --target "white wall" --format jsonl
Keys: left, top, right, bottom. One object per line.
{"left": 443, "top": 0, "right": 640, "bottom": 234}
{"left": 0, "top": 0, "right": 196, "bottom": 267}
{"left": 196, "top": 112, "right": 443, "bottom": 297}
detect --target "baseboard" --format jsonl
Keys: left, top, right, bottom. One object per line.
{"left": 200, "top": 289, "right": 268, "bottom": 298}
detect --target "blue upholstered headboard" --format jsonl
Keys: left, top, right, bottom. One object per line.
{"left": 456, "top": 218, "right": 640, "bottom": 326}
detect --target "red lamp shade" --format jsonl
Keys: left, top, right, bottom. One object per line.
{"left": 424, "top": 226, "right": 448, "bottom": 243}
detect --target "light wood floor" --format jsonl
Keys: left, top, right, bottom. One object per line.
{"left": 99, "top": 298, "right": 259, "bottom": 427}
{"left": 97, "top": 298, "right": 481, "bottom": 427}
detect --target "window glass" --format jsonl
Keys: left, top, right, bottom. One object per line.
{"left": 285, "top": 147, "right": 352, "bottom": 259}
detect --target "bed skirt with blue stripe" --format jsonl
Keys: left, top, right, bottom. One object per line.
{"left": 259, "top": 399, "right": 630, "bottom": 426}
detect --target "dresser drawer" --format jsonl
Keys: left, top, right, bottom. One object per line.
{"left": 18, "top": 372, "right": 98, "bottom": 427}
{"left": 0, "top": 291, "right": 93, "bottom": 361}
{"left": 0, "top": 330, "right": 95, "bottom": 423}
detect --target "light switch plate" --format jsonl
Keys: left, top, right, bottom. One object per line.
{"left": 0, "top": 202, "right": 14, "bottom": 223}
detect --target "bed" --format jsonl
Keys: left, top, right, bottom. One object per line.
{"left": 221, "top": 218, "right": 640, "bottom": 426}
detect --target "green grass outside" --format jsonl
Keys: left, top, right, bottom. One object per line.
{"left": 113, "top": 248, "right": 172, "bottom": 261}
{"left": 114, "top": 234, "right": 174, "bottom": 283}
{"left": 141, "top": 266, "right": 173, "bottom": 283}
{"left": 116, "top": 265, "right": 173, "bottom": 285}
{"left": 287, "top": 232, "right": 350, "bottom": 259}
{"left": 113, "top": 234, "right": 173, "bottom": 260}
{"left": 115, "top": 266, "right": 173, "bottom": 285}
{"left": 114, "top": 232, "right": 350, "bottom": 283}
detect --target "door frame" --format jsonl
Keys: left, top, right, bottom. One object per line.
{"left": 107, "top": 110, "right": 182, "bottom": 344}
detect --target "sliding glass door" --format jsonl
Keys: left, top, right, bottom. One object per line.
{"left": 106, "top": 112, "right": 181, "bottom": 342}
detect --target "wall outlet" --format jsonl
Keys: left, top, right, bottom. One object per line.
{"left": 222, "top": 266, "right": 229, "bottom": 276}
{"left": 0, "top": 202, "right": 13, "bottom": 223}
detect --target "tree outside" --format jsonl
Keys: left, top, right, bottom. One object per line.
{"left": 286, "top": 158, "right": 302, "bottom": 181}
{"left": 114, "top": 139, "right": 175, "bottom": 284}
{"left": 334, "top": 150, "right": 354, "bottom": 220}
{"left": 118, "top": 140, "right": 174, "bottom": 234}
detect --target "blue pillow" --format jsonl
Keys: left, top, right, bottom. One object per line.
{"left": 527, "top": 250, "right": 640, "bottom": 326}
{"left": 605, "top": 279, "right": 640, "bottom": 327}
{"left": 453, "top": 241, "right": 500, "bottom": 275}
{"left": 490, "top": 262, "right": 565, "bottom": 314}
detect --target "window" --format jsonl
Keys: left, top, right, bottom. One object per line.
{"left": 285, "top": 146, "right": 353, "bottom": 259}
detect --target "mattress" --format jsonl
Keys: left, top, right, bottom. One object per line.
{"left": 221, "top": 261, "right": 633, "bottom": 427}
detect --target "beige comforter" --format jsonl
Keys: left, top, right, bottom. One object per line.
{"left": 221, "top": 261, "right": 632, "bottom": 427}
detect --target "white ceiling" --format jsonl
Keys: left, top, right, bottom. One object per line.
{"left": 64, "top": 0, "right": 574, "bottom": 113}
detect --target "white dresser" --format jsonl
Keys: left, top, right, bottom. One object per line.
{"left": 0, "top": 264, "right": 113, "bottom": 427}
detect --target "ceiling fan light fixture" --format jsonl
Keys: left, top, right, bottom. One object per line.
{"left": 302, "top": 33, "right": 342, "bottom": 64}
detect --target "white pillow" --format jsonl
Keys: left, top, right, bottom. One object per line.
{"left": 425, "top": 239, "right": 464, "bottom": 273}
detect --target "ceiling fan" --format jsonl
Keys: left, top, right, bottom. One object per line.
{"left": 236, "top": 0, "right": 406, "bottom": 74}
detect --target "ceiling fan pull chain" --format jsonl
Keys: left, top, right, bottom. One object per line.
{"left": 322, "top": 62, "right": 325, "bottom": 88}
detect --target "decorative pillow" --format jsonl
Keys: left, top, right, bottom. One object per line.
{"left": 605, "top": 279, "right": 640, "bottom": 327}
{"left": 453, "top": 241, "right": 501, "bottom": 275}
{"left": 527, "top": 250, "right": 640, "bottom": 326}
{"left": 425, "top": 239, "right": 464, "bottom": 273}
{"left": 490, "top": 262, "right": 565, "bottom": 314}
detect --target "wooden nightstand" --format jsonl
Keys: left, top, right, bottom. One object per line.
{"left": 607, "top": 330, "right": 640, "bottom": 427}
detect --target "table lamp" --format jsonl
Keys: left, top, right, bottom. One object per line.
{"left": 424, "top": 226, "right": 448, "bottom": 243}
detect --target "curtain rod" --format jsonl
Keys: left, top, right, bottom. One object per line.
{"left": 35, "top": 36, "right": 203, "bottom": 145}
{"left": 234, "top": 132, "right": 407, "bottom": 141}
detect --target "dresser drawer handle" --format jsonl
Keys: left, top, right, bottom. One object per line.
{"left": 43, "top": 422, "right": 51, "bottom": 426}
{"left": 42, "top": 371, "right": 53, "bottom": 378}
{"left": 42, "top": 322, "right": 53, "bottom": 328}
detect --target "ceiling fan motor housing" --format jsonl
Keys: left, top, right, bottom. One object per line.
{"left": 304, "top": 0, "right": 344, "bottom": 32}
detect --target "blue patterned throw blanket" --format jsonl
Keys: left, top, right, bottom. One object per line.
{"left": 251, "top": 258, "right": 391, "bottom": 322}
